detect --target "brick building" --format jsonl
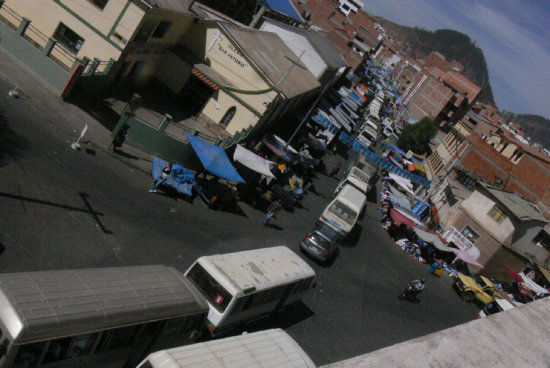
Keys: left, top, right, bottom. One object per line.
{"left": 291, "top": 0, "right": 381, "bottom": 69}
{"left": 395, "top": 51, "right": 481, "bottom": 124}
{"left": 456, "top": 132, "right": 550, "bottom": 219}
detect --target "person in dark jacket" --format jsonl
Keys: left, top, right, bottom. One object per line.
{"left": 263, "top": 198, "right": 282, "bottom": 225}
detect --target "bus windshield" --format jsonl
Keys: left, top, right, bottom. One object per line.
{"left": 187, "top": 264, "right": 232, "bottom": 312}
{"left": 328, "top": 200, "right": 357, "bottom": 225}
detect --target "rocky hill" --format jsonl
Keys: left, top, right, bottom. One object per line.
{"left": 500, "top": 113, "right": 550, "bottom": 148}
{"left": 370, "top": 15, "right": 495, "bottom": 105}
{"left": 370, "top": 14, "right": 550, "bottom": 148}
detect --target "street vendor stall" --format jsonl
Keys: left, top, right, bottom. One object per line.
{"left": 186, "top": 132, "right": 244, "bottom": 210}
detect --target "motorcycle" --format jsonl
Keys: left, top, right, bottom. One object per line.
{"left": 398, "top": 284, "right": 421, "bottom": 303}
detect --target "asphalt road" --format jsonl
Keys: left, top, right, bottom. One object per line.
{"left": 0, "top": 80, "right": 479, "bottom": 366}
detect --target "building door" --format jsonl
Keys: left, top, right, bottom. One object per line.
{"left": 179, "top": 75, "right": 215, "bottom": 118}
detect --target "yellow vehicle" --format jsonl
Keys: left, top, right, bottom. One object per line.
{"left": 454, "top": 274, "right": 501, "bottom": 304}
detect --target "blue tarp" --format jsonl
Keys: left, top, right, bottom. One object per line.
{"left": 264, "top": 0, "right": 302, "bottom": 20}
{"left": 186, "top": 133, "right": 245, "bottom": 183}
{"left": 152, "top": 158, "right": 194, "bottom": 196}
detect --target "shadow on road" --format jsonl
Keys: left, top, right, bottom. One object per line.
{"left": 236, "top": 301, "right": 315, "bottom": 334}
{"left": 0, "top": 112, "right": 30, "bottom": 167}
{"left": 341, "top": 224, "right": 363, "bottom": 248}
{"left": 0, "top": 241, "right": 5, "bottom": 255}
{"left": 0, "top": 191, "right": 112, "bottom": 234}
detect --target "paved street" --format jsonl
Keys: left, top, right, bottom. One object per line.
{"left": 0, "top": 69, "right": 479, "bottom": 365}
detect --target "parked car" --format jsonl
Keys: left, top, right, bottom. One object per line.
{"left": 477, "top": 299, "right": 515, "bottom": 318}
{"left": 382, "top": 125, "right": 393, "bottom": 138}
{"left": 300, "top": 223, "right": 340, "bottom": 262}
{"left": 454, "top": 274, "right": 501, "bottom": 304}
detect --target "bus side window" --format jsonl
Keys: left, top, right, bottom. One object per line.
{"left": 42, "top": 337, "right": 72, "bottom": 364}
{"left": 66, "top": 333, "right": 98, "bottom": 359}
{"left": 230, "top": 295, "right": 249, "bottom": 315}
{"left": 12, "top": 341, "right": 47, "bottom": 368}
{"left": 96, "top": 326, "right": 137, "bottom": 352}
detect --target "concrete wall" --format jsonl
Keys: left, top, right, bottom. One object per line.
{"left": 322, "top": 298, "right": 550, "bottom": 368}
{"left": 7, "top": 0, "right": 146, "bottom": 61}
{"left": 511, "top": 222, "right": 550, "bottom": 267}
{"left": 0, "top": 20, "right": 69, "bottom": 93}
{"left": 446, "top": 211, "right": 503, "bottom": 267}
{"left": 461, "top": 190, "right": 515, "bottom": 245}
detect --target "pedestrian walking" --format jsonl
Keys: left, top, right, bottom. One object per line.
{"left": 109, "top": 124, "right": 130, "bottom": 153}
{"left": 263, "top": 198, "right": 282, "bottom": 225}
{"left": 149, "top": 163, "right": 172, "bottom": 193}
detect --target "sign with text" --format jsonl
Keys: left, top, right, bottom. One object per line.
{"left": 443, "top": 226, "right": 480, "bottom": 259}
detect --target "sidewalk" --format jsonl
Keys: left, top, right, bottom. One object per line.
{"left": 0, "top": 48, "right": 154, "bottom": 175}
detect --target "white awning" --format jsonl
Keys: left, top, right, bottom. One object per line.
{"left": 413, "top": 228, "right": 454, "bottom": 252}
{"left": 233, "top": 144, "right": 276, "bottom": 178}
{"left": 389, "top": 173, "right": 414, "bottom": 195}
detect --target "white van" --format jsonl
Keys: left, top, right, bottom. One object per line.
{"left": 382, "top": 117, "right": 393, "bottom": 127}
{"left": 366, "top": 109, "right": 380, "bottom": 123}
{"left": 320, "top": 184, "right": 366, "bottom": 236}
{"left": 361, "top": 118, "right": 378, "bottom": 132}
{"left": 477, "top": 299, "right": 515, "bottom": 318}
{"left": 334, "top": 166, "right": 372, "bottom": 195}
{"left": 357, "top": 125, "right": 378, "bottom": 147}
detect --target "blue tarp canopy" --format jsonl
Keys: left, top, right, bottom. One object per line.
{"left": 263, "top": 0, "right": 302, "bottom": 20}
{"left": 186, "top": 133, "right": 245, "bottom": 183}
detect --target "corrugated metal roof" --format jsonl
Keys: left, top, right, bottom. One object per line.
{"left": 0, "top": 265, "right": 208, "bottom": 343}
{"left": 220, "top": 22, "right": 320, "bottom": 98}
{"left": 146, "top": 328, "right": 316, "bottom": 367}
{"left": 261, "top": 19, "right": 348, "bottom": 69}
{"left": 480, "top": 183, "right": 548, "bottom": 222}
{"left": 199, "top": 246, "right": 315, "bottom": 293}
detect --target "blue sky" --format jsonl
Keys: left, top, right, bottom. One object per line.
{"left": 363, "top": 0, "right": 550, "bottom": 119}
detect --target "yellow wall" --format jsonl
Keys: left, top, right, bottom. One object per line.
{"left": 7, "top": 0, "right": 145, "bottom": 61}
{"left": 181, "top": 22, "right": 279, "bottom": 134}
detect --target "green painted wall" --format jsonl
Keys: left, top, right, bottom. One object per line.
{"left": 0, "top": 21, "right": 69, "bottom": 93}
{"left": 121, "top": 116, "right": 202, "bottom": 171}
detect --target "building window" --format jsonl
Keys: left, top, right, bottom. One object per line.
{"left": 533, "top": 230, "right": 550, "bottom": 251}
{"left": 488, "top": 205, "right": 507, "bottom": 224}
{"left": 462, "top": 226, "right": 480, "bottom": 243}
{"left": 219, "top": 106, "right": 236, "bottom": 128}
{"left": 53, "top": 23, "right": 84, "bottom": 54}
{"left": 152, "top": 21, "right": 172, "bottom": 39}
{"left": 88, "top": 0, "right": 108, "bottom": 10}
{"left": 444, "top": 186, "right": 457, "bottom": 206}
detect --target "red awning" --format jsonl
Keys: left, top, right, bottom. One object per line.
{"left": 191, "top": 68, "right": 219, "bottom": 91}
{"left": 390, "top": 208, "right": 418, "bottom": 229}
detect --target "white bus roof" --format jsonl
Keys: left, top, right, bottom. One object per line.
{"left": 0, "top": 265, "right": 208, "bottom": 343}
{"left": 143, "top": 328, "right": 316, "bottom": 368}
{"left": 196, "top": 246, "right": 315, "bottom": 294}
{"left": 336, "top": 184, "right": 367, "bottom": 209}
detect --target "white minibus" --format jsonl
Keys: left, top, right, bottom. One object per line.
{"left": 136, "top": 329, "right": 316, "bottom": 368}
{"left": 334, "top": 166, "right": 372, "bottom": 195}
{"left": 320, "top": 184, "right": 366, "bottom": 237}
{"left": 184, "top": 246, "right": 316, "bottom": 335}
{"left": 0, "top": 266, "right": 208, "bottom": 368}
{"left": 356, "top": 126, "right": 378, "bottom": 147}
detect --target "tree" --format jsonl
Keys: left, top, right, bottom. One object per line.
{"left": 397, "top": 116, "right": 439, "bottom": 154}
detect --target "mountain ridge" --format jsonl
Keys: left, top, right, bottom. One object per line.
{"left": 368, "top": 13, "right": 550, "bottom": 148}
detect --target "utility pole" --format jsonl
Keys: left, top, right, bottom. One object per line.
{"left": 285, "top": 80, "right": 332, "bottom": 149}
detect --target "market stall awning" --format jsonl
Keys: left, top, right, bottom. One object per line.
{"left": 413, "top": 228, "right": 454, "bottom": 252}
{"left": 262, "top": 134, "right": 298, "bottom": 163}
{"left": 390, "top": 208, "right": 419, "bottom": 229}
{"left": 389, "top": 173, "right": 415, "bottom": 195}
{"left": 451, "top": 249, "right": 484, "bottom": 268}
{"left": 389, "top": 193, "right": 412, "bottom": 212}
{"left": 186, "top": 132, "right": 245, "bottom": 183}
{"left": 233, "top": 144, "right": 276, "bottom": 178}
